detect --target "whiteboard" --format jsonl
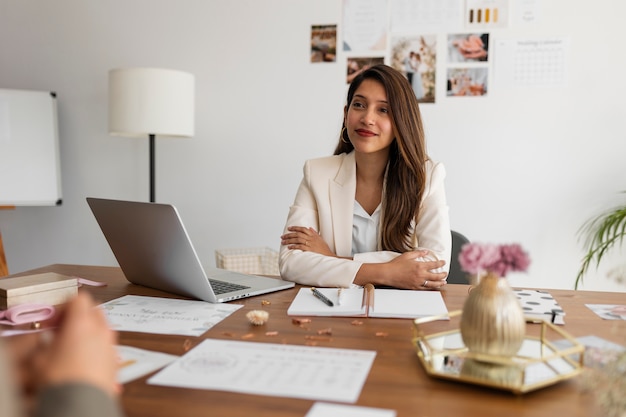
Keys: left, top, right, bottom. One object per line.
{"left": 0, "top": 89, "right": 62, "bottom": 206}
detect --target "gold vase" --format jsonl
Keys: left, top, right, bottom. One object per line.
{"left": 459, "top": 273, "right": 526, "bottom": 386}
{"left": 460, "top": 273, "right": 526, "bottom": 357}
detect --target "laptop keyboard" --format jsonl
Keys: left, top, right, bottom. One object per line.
{"left": 209, "top": 279, "right": 251, "bottom": 295}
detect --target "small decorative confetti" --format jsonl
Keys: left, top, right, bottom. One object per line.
{"left": 317, "top": 328, "right": 332, "bottom": 335}
{"left": 183, "top": 339, "right": 193, "bottom": 351}
{"left": 246, "top": 310, "right": 269, "bottom": 325}
{"left": 265, "top": 331, "right": 279, "bottom": 336}
{"left": 292, "top": 318, "right": 312, "bottom": 325}
{"left": 375, "top": 332, "right": 389, "bottom": 337}
{"left": 351, "top": 320, "right": 364, "bottom": 326}
{"left": 222, "top": 332, "right": 235, "bottom": 337}
{"left": 261, "top": 300, "right": 271, "bottom": 306}
{"left": 305, "top": 335, "right": 332, "bottom": 342}
{"left": 241, "top": 333, "right": 255, "bottom": 339}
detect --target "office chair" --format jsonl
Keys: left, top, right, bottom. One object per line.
{"left": 447, "top": 230, "right": 470, "bottom": 284}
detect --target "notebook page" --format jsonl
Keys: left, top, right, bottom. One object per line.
{"left": 287, "top": 287, "right": 367, "bottom": 316}
{"left": 369, "top": 289, "right": 448, "bottom": 319}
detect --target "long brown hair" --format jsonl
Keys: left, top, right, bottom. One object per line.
{"left": 334, "top": 64, "right": 428, "bottom": 252}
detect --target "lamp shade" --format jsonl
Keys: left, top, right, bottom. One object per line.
{"left": 108, "top": 67, "right": 195, "bottom": 138}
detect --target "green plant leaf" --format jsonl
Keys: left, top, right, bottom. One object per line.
{"left": 575, "top": 192, "right": 626, "bottom": 289}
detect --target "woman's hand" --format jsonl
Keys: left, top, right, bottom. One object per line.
{"left": 356, "top": 250, "right": 448, "bottom": 290}
{"left": 5, "top": 332, "right": 41, "bottom": 410}
{"left": 5, "top": 292, "right": 120, "bottom": 415}
{"left": 387, "top": 251, "right": 448, "bottom": 290}
{"left": 34, "top": 292, "right": 121, "bottom": 397}
{"left": 281, "top": 226, "right": 335, "bottom": 257}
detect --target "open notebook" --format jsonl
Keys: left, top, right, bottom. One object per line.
{"left": 287, "top": 284, "right": 449, "bottom": 319}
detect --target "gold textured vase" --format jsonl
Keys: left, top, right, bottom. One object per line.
{"left": 460, "top": 273, "right": 526, "bottom": 357}
{"left": 459, "top": 273, "right": 526, "bottom": 386}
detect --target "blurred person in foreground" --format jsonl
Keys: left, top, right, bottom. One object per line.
{"left": 0, "top": 291, "right": 124, "bottom": 417}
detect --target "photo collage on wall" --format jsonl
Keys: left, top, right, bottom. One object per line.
{"left": 444, "top": 0, "right": 509, "bottom": 97}
{"left": 340, "top": 0, "right": 388, "bottom": 88}
{"left": 390, "top": 35, "right": 436, "bottom": 103}
{"left": 446, "top": 32, "right": 489, "bottom": 97}
{"left": 310, "top": 24, "right": 337, "bottom": 63}
{"left": 310, "top": 0, "right": 513, "bottom": 103}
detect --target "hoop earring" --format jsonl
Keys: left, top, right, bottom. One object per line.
{"left": 341, "top": 127, "right": 350, "bottom": 144}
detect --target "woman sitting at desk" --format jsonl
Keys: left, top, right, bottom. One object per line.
{"left": 279, "top": 64, "right": 450, "bottom": 290}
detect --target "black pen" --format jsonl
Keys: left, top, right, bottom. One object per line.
{"left": 311, "top": 287, "right": 334, "bottom": 307}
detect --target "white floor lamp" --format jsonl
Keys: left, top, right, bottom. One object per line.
{"left": 108, "top": 67, "right": 195, "bottom": 202}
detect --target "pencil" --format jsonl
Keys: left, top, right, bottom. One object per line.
{"left": 118, "top": 359, "right": 137, "bottom": 369}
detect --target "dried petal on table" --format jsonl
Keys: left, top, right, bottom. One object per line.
{"left": 305, "top": 335, "right": 332, "bottom": 342}
{"left": 246, "top": 310, "right": 269, "bottom": 325}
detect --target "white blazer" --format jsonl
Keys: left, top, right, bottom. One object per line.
{"left": 279, "top": 151, "right": 451, "bottom": 287}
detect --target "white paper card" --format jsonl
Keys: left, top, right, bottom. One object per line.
{"left": 117, "top": 345, "right": 178, "bottom": 384}
{"left": 100, "top": 295, "right": 242, "bottom": 336}
{"left": 306, "top": 402, "right": 396, "bottom": 417}
{"left": 148, "top": 339, "right": 377, "bottom": 403}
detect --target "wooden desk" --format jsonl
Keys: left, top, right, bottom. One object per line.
{"left": 6, "top": 264, "right": 626, "bottom": 417}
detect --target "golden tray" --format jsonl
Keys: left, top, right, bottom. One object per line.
{"left": 412, "top": 310, "right": 585, "bottom": 394}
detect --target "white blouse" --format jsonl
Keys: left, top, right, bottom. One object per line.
{"left": 352, "top": 201, "right": 381, "bottom": 256}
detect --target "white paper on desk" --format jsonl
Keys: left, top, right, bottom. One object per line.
{"left": 306, "top": 402, "right": 396, "bottom": 417}
{"left": 99, "top": 295, "right": 242, "bottom": 336}
{"left": 116, "top": 345, "right": 178, "bottom": 384}
{"left": 148, "top": 339, "right": 377, "bottom": 403}
{"left": 585, "top": 304, "right": 626, "bottom": 320}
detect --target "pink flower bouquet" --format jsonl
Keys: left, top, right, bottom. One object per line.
{"left": 458, "top": 242, "right": 530, "bottom": 278}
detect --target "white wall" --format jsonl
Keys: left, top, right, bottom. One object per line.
{"left": 1, "top": 0, "right": 624, "bottom": 292}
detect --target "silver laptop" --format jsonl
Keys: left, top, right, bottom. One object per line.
{"left": 86, "top": 197, "right": 294, "bottom": 302}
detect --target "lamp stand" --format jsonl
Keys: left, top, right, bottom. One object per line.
{"left": 149, "top": 133, "right": 155, "bottom": 203}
